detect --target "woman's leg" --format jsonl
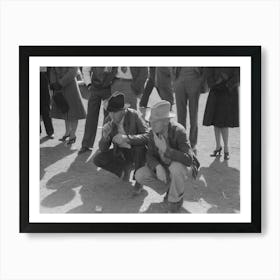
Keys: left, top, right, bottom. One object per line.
{"left": 69, "top": 120, "right": 78, "bottom": 138}
{"left": 221, "top": 127, "right": 229, "bottom": 153}
{"left": 65, "top": 120, "right": 71, "bottom": 136}
{"left": 214, "top": 126, "right": 222, "bottom": 150}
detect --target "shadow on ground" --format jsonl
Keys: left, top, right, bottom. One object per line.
{"left": 142, "top": 158, "right": 239, "bottom": 214}
{"left": 41, "top": 151, "right": 148, "bottom": 213}
{"left": 40, "top": 142, "right": 77, "bottom": 180}
{"left": 191, "top": 158, "right": 240, "bottom": 213}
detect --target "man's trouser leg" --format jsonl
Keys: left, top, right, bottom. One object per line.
{"left": 168, "top": 161, "right": 191, "bottom": 203}
{"left": 81, "top": 91, "right": 102, "bottom": 149}
{"left": 40, "top": 103, "right": 54, "bottom": 136}
{"left": 135, "top": 165, "right": 169, "bottom": 195}
{"left": 40, "top": 73, "right": 54, "bottom": 136}
{"left": 132, "top": 146, "right": 147, "bottom": 179}
{"left": 174, "top": 81, "right": 187, "bottom": 128}
{"left": 188, "top": 91, "right": 200, "bottom": 148}
{"left": 157, "top": 87, "right": 174, "bottom": 106}
{"left": 93, "top": 148, "right": 133, "bottom": 178}
{"left": 112, "top": 79, "right": 137, "bottom": 110}
{"left": 139, "top": 71, "right": 155, "bottom": 108}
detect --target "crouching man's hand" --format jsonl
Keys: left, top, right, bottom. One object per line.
{"left": 112, "top": 134, "right": 128, "bottom": 145}
{"left": 156, "top": 164, "right": 167, "bottom": 184}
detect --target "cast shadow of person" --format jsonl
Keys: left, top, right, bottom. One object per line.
{"left": 40, "top": 136, "right": 51, "bottom": 144}
{"left": 41, "top": 151, "right": 147, "bottom": 213}
{"left": 142, "top": 157, "right": 239, "bottom": 214}
{"left": 40, "top": 142, "right": 77, "bottom": 180}
{"left": 193, "top": 157, "right": 240, "bottom": 213}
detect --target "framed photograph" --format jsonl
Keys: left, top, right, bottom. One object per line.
{"left": 20, "top": 46, "right": 261, "bottom": 233}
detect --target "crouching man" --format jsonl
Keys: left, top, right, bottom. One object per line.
{"left": 135, "top": 100, "right": 200, "bottom": 213}
{"left": 93, "top": 92, "right": 148, "bottom": 193}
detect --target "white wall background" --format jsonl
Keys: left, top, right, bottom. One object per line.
{"left": 0, "top": 0, "right": 279, "bottom": 279}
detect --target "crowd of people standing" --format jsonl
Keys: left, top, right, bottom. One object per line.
{"left": 40, "top": 66, "right": 240, "bottom": 212}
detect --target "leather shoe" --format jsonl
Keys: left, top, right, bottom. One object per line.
{"left": 132, "top": 182, "right": 143, "bottom": 195}
{"left": 168, "top": 198, "right": 184, "bottom": 213}
{"left": 78, "top": 146, "right": 92, "bottom": 154}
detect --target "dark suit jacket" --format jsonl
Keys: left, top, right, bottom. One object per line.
{"left": 130, "top": 67, "right": 148, "bottom": 95}
{"left": 155, "top": 67, "right": 173, "bottom": 91}
{"left": 146, "top": 121, "right": 193, "bottom": 171}
{"left": 91, "top": 67, "right": 118, "bottom": 89}
{"left": 99, "top": 108, "right": 149, "bottom": 152}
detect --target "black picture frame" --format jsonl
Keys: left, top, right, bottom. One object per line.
{"left": 20, "top": 46, "right": 261, "bottom": 233}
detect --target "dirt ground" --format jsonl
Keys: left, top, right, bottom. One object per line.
{"left": 40, "top": 88, "right": 240, "bottom": 214}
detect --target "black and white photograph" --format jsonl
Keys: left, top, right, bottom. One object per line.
{"left": 20, "top": 46, "right": 260, "bottom": 233}
{"left": 39, "top": 66, "right": 240, "bottom": 214}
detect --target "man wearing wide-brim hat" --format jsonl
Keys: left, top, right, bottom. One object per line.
{"left": 135, "top": 100, "right": 200, "bottom": 213}
{"left": 93, "top": 92, "right": 148, "bottom": 192}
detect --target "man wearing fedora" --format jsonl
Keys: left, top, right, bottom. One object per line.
{"left": 135, "top": 100, "right": 200, "bottom": 213}
{"left": 93, "top": 92, "right": 148, "bottom": 193}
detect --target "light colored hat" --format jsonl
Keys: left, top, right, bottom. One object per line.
{"left": 148, "top": 100, "right": 175, "bottom": 122}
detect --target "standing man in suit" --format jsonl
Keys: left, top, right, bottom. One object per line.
{"left": 173, "top": 67, "right": 205, "bottom": 154}
{"left": 78, "top": 67, "right": 117, "bottom": 154}
{"left": 111, "top": 67, "right": 148, "bottom": 110}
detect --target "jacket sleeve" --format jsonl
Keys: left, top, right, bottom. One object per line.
{"left": 146, "top": 132, "right": 161, "bottom": 171}
{"left": 98, "top": 116, "right": 115, "bottom": 152}
{"left": 164, "top": 127, "right": 193, "bottom": 166}
{"left": 58, "top": 67, "right": 78, "bottom": 88}
{"left": 226, "top": 67, "right": 240, "bottom": 90}
{"left": 131, "top": 67, "right": 148, "bottom": 95}
{"left": 127, "top": 112, "right": 149, "bottom": 146}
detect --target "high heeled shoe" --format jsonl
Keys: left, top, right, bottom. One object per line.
{"left": 59, "top": 134, "right": 70, "bottom": 142}
{"left": 210, "top": 147, "right": 222, "bottom": 157}
{"left": 66, "top": 136, "right": 76, "bottom": 145}
{"left": 224, "top": 152, "right": 230, "bottom": 160}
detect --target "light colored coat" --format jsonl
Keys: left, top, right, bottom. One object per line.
{"left": 50, "top": 67, "right": 86, "bottom": 120}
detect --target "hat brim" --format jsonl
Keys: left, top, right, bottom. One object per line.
{"left": 107, "top": 103, "right": 130, "bottom": 112}
{"left": 147, "top": 111, "right": 176, "bottom": 122}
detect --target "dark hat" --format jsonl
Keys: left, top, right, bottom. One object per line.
{"left": 106, "top": 92, "right": 129, "bottom": 112}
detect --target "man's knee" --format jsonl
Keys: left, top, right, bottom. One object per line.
{"left": 168, "top": 162, "right": 187, "bottom": 176}
{"left": 135, "top": 166, "right": 150, "bottom": 184}
{"left": 93, "top": 152, "right": 106, "bottom": 167}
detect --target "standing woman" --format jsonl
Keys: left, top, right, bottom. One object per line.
{"left": 50, "top": 67, "right": 86, "bottom": 145}
{"left": 203, "top": 67, "right": 240, "bottom": 160}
